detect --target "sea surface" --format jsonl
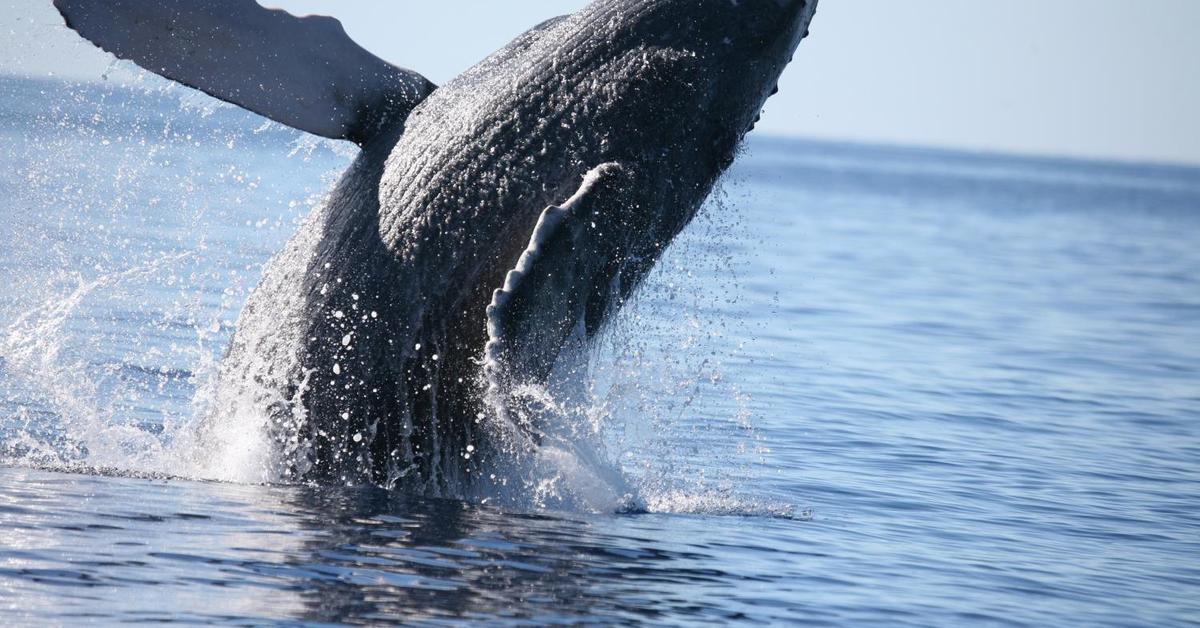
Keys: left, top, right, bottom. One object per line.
{"left": 1, "top": 75, "right": 1198, "bottom": 625}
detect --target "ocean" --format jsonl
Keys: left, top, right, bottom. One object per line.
{"left": 1, "top": 75, "right": 1197, "bottom": 625}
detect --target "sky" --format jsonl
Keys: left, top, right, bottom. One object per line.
{"left": 2, "top": 1, "right": 1198, "bottom": 165}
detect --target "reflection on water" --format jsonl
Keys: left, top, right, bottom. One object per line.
{"left": 0, "top": 465, "right": 800, "bottom": 624}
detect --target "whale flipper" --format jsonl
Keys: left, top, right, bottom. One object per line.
{"left": 485, "top": 163, "right": 639, "bottom": 388}
{"left": 53, "top": 0, "right": 435, "bottom": 144}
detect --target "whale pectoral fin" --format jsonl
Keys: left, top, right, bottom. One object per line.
{"left": 485, "top": 163, "right": 640, "bottom": 387}
{"left": 53, "top": 0, "right": 435, "bottom": 144}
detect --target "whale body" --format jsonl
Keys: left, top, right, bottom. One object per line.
{"left": 55, "top": 0, "right": 820, "bottom": 494}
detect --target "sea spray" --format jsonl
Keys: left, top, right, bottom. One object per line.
{"left": 0, "top": 74, "right": 351, "bottom": 480}
{"left": 0, "top": 75, "right": 787, "bottom": 516}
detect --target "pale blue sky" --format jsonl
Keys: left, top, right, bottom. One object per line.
{"left": 2, "top": 1, "right": 1198, "bottom": 165}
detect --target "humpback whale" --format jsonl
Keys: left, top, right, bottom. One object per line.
{"left": 54, "top": 0, "right": 820, "bottom": 495}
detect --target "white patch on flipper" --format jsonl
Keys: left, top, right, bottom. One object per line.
{"left": 484, "top": 163, "right": 621, "bottom": 387}
{"left": 53, "top": 0, "right": 434, "bottom": 143}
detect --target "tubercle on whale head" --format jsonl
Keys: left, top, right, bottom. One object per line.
{"left": 680, "top": 0, "right": 818, "bottom": 135}
{"left": 579, "top": 0, "right": 819, "bottom": 173}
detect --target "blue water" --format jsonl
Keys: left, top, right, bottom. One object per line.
{"left": 1, "top": 75, "right": 1198, "bottom": 625}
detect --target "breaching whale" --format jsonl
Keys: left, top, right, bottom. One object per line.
{"left": 54, "top": 0, "right": 820, "bottom": 494}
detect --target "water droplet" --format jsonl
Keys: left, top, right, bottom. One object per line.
{"left": 353, "top": 432, "right": 362, "bottom": 443}
{"left": 341, "top": 333, "right": 352, "bottom": 346}
{"left": 332, "top": 363, "right": 341, "bottom": 375}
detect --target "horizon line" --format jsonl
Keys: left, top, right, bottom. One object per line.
{"left": 3, "top": 71, "right": 1199, "bottom": 172}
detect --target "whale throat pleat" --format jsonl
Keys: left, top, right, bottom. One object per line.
{"left": 53, "top": 0, "right": 435, "bottom": 144}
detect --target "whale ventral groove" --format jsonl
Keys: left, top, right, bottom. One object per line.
{"left": 53, "top": 0, "right": 820, "bottom": 494}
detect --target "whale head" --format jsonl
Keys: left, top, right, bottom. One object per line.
{"left": 566, "top": 0, "right": 819, "bottom": 186}
{"left": 671, "top": 0, "right": 819, "bottom": 163}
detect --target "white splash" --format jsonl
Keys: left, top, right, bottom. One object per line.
{"left": 0, "top": 76, "right": 790, "bottom": 518}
